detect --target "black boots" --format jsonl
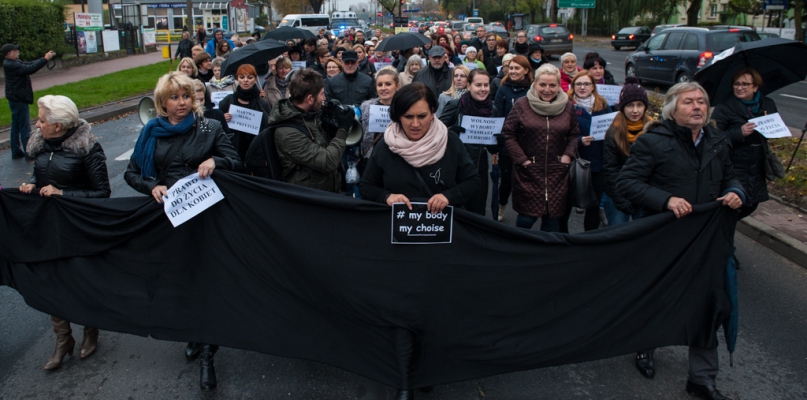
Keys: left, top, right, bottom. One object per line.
{"left": 686, "top": 381, "right": 733, "bottom": 400}
{"left": 185, "top": 342, "right": 201, "bottom": 361}
{"left": 199, "top": 344, "right": 218, "bottom": 391}
{"left": 635, "top": 350, "right": 655, "bottom": 379}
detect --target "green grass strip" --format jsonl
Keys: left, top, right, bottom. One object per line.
{"left": 1, "top": 60, "right": 174, "bottom": 129}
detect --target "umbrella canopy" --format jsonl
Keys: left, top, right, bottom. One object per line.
{"left": 259, "top": 26, "right": 316, "bottom": 42}
{"left": 374, "top": 32, "right": 431, "bottom": 53}
{"left": 220, "top": 40, "right": 288, "bottom": 77}
{"left": 695, "top": 38, "right": 807, "bottom": 105}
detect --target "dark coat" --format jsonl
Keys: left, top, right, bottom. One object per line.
{"left": 493, "top": 79, "right": 531, "bottom": 119}
{"left": 616, "top": 119, "right": 745, "bottom": 216}
{"left": 529, "top": 57, "right": 549, "bottom": 73}
{"left": 174, "top": 38, "right": 193, "bottom": 60}
{"left": 575, "top": 104, "right": 615, "bottom": 173}
{"left": 124, "top": 117, "right": 243, "bottom": 194}
{"left": 310, "top": 62, "right": 328, "bottom": 80}
{"left": 490, "top": 67, "right": 506, "bottom": 100}
{"left": 412, "top": 64, "right": 453, "bottom": 101}
{"left": 325, "top": 71, "right": 376, "bottom": 106}
{"left": 219, "top": 94, "right": 272, "bottom": 160}
{"left": 26, "top": 119, "right": 110, "bottom": 198}
{"left": 503, "top": 97, "right": 580, "bottom": 218}
{"left": 603, "top": 125, "right": 637, "bottom": 213}
{"left": 481, "top": 46, "right": 498, "bottom": 75}
{"left": 357, "top": 59, "right": 376, "bottom": 78}
{"left": 712, "top": 94, "right": 778, "bottom": 204}
{"left": 3, "top": 57, "right": 47, "bottom": 104}
{"left": 359, "top": 130, "right": 481, "bottom": 207}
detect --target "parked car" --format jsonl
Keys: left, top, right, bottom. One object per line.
{"left": 625, "top": 26, "right": 761, "bottom": 85}
{"left": 611, "top": 26, "right": 651, "bottom": 50}
{"left": 460, "top": 23, "right": 480, "bottom": 41}
{"left": 651, "top": 24, "right": 684, "bottom": 37}
{"left": 450, "top": 21, "right": 467, "bottom": 35}
{"left": 488, "top": 23, "right": 510, "bottom": 39}
{"left": 757, "top": 31, "right": 780, "bottom": 39}
{"left": 523, "top": 23, "right": 574, "bottom": 57}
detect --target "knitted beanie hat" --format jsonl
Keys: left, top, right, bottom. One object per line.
{"left": 619, "top": 76, "right": 648, "bottom": 113}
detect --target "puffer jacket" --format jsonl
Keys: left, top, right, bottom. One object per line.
{"left": 3, "top": 57, "right": 48, "bottom": 104}
{"left": 270, "top": 98, "right": 346, "bottom": 192}
{"left": 412, "top": 63, "right": 453, "bottom": 101}
{"left": 712, "top": 94, "right": 778, "bottom": 204}
{"left": 124, "top": 117, "right": 243, "bottom": 194}
{"left": 26, "top": 119, "right": 110, "bottom": 198}
{"left": 503, "top": 97, "right": 579, "bottom": 218}
{"left": 325, "top": 71, "right": 376, "bottom": 107}
{"left": 616, "top": 119, "right": 745, "bottom": 216}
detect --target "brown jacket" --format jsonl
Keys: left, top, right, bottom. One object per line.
{"left": 503, "top": 98, "right": 579, "bottom": 218}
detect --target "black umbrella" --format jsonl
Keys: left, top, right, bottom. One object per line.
{"left": 220, "top": 40, "right": 288, "bottom": 77}
{"left": 259, "top": 26, "right": 316, "bottom": 42}
{"left": 695, "top": 38, "right": 807, "bottom": 105}
{"left": 374, "top": 32, "right": 431, "bottom": 53}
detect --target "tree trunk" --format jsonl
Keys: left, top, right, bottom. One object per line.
{"left": 550, "top": 0, "right": 558, "bottom": 23}
{"left": 795, "top": 0, "right": 804, "bottom": 43}
{"left": 686, "top": 0, "right": 701, "bottom": 27}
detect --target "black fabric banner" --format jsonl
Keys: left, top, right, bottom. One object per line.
{"left": 0, "top": 171, "right": 734, "bottom": 389}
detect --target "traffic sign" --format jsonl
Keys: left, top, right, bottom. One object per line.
{"left": 558, "top": 0, "right": 596, "bottom": 8}
{"left": 762, "top": 0, "right": 787, "bottom": 10}
{"left": 473, "top": 9, "right": 479, "bottom": 17}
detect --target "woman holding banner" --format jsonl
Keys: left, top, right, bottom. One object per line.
{"left": 503, "top": 64, "right": 579, "bottom": 232}
{"left": 359, "top": 67, "right": 401, "bottom": 167}
{"left": 438, "top": 69, "right": 495, "bottom": 216}
{"left": 124, "top": 72, "right": 241, "bottom": 392}
{"left": 712, "top": 68, "right": 778, "bottom": 219}
{"left": 561, "top": 70, "right": 614, "bottom": 232}
{"left": 219, "top": 64, "right": 272, "bottom": 160}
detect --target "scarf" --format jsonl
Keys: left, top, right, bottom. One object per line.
{"left": 459, "top": 91, "right": 492, "bottom": 117}
{"left": 574, "top": 95, "right": 593, "bottom": 114}
{"left": 739, "top": 91, "right": 762, "bottom": 116}
{"left": 384, "top": 117, "right": 448, "bottom": 168}
{"left": 209, "top": 75, "right": 235, "bottom": 89}
{"left": 526, "top": 87, "right": 568, "bottom": 117}
{"left": 626, "top": 119, "right": 645, "bottom": 144}
{"left": 506, "top": 77, "right": 531, "bottom": 88}
{"left": 453, "top": 88, "right": 467, "bottom": 99}
{"left": 234, "top": 84, "right": 262, "bottom": 109}
{"left": 514, "top": 42, "right": 529, "bottom": 54}
{"left": 43, "top": 126, "right": 78, "bottom": 152}
{"left": 132, "top": 113, "right": 197, "bottom": 178}
{"left": 275, "top": 75, "right": 289, "bottom": 98}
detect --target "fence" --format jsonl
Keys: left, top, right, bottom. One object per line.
{"left": 64, "top": 25, "right": 141, "bottom": 56}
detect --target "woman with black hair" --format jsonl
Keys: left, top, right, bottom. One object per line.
{"left": 583, "top": 52, "right": 616, "bottom": 85}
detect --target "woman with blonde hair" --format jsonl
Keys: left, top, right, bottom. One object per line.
{"left": 435, "top": 64, "right": 470, "bottom": 118}
{"left": 176, "top": 57, "right": 198, "bottom": 79}
{"left": 262, "top": 56, "right": 293, "bottom": 108}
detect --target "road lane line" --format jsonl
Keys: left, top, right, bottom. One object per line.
{"left": 781, "top": 94, "right": 807, "bottom": 101}
{"left": 115, "top": 148, "right": 134, "bottom": 161}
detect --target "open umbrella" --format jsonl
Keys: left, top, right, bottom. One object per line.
{"left": 374, "top": 32, "right": 431, "bottom": 53}
{"left": 694, "top": 38, "right": 807, "bottom": 105}
{"left": 220, "top": 40, "right": 288, "bottom": 77}
{"left": 259, "top": 26, "right": 316, "bottom": 42}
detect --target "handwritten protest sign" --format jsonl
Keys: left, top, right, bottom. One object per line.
{"left": 227, "top": 105, "right": 262, "bottom": 135}
{"left": 210, "top": 91, "right": 229, "bottom": 109}
{"left": 291, "top": 61, "right": 306, "bottom": 70}
{"left": 589, "top": 111, "right": 619, "bottom": 141}
{"left": 748, "top": 112, "right": 791, "bottom": 138}
{"left": 163, "top": 173, "right": 225, "bottom": 227}
{"left": 460, "top": 116, "right": 505, "bottom": 145}
{"left": 597, "top": 84, "right": 622, "bottom": 106}
{"left": 463, "top": 62, "right": 478, "bottom": 70}
{"left": 368, "top": 105, "right": 391, "bottom": 132}
{"left": 458, "top": 54, "right": 466, "bottom": 62}
{"left": 374, "top": 61, "right": 392, "bottom": 71}
{"left": 391, "top": 203, "right": 453, "bottom": 244}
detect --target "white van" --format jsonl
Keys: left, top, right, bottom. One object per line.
{"left": 278, "top": 14, "right": 331, "bottom": 34}
{"left": 464, "top": 17, "right": 484, "bottom": 24}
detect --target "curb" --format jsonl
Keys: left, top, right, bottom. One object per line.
{"left": 737, "top": 216, "right": 807, "bottom": 269}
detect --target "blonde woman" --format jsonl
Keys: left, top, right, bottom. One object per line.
{"left": 435, "top": 64, "right": 470, "bottom": 118}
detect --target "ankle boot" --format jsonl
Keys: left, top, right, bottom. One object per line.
{"left": 80, "top": 327, "right": 99, "bottom": 359}
{"left": 44, "top": 316, "right": 75, "bottom": 370}
{"left": 635, "top": 350, "right": 656, "bottom": 379}
{"left": 185, "top": 342, "right": 202, "bottom": 361}
{"left": 498, "top": 204, "right": 506, "bottom": 221}
{"left": 200, "top": 345, "right": 217, "bottom": 391}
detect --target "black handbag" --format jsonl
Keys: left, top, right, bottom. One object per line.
{"left": 761, "top": 140, "right": 785, "bottom": 180}
{"left": 568, "top": 152, "right": 599, "bottom": 209}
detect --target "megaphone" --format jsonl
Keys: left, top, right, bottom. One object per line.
{"left": 138, "top": 96, "right": 157, "bottom": 125}
{"left": 345, "top": 114, "right": 364, "bottom": 147}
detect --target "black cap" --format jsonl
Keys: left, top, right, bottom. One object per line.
{"left": 1, "top": 43, "right": 19, "bottom": 57}
{"left": 528, "top": 42, "right": 543, "bottom": 55}
{"left": 342, "top": 51, "right": 359, "bottom": 62}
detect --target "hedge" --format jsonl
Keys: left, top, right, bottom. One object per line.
{"left": 0, "top": 0, "right": 65, "bottom": 61}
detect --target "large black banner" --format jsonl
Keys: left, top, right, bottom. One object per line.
{"left": 0, "top": 171, "right": 734, "bottom": 389}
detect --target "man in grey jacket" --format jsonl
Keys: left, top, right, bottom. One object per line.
{"left": 324, "top": 51, "right": 376, "bottom": 107}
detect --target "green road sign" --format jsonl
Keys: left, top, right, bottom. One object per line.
{"left": 558, "top": 0, "right": 595, "bottom": 8}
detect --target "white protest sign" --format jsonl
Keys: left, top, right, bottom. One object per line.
{"left": 210, "top": 91, "right": 229, "bottom": 109}
{"left": 749, "top": 112, "right": 792, "bottom": 138}
{"left": 589, "top": 111, "right": 619, "bottom": 141}
{"left": 497, "top": 66, "right": 502, "bottom": 73}
{"left": 457, "top": 54, "right": 466, "bottom": 62}
{"left": 463, "top": 62, "right": 478, "bottom": 70}
{"left": 291, "top": 61, "right": 306, "bottom": 70}
{"left": 597, "top": 84, "right": 622, "bottom": 106}
{"left": 163, "top": 173, "right": 225, "bottom": 227}
{"left": 227, "top": 105, "right": 262, "bottom": 135}
{"left": 421, "top": 59, "right": 427, "bottom": 67}
{"left": 459, "top": 116, "right": 505, "bottom": 145}
{"left": 374, "top": 61, "right": 392, "bottom": 71}
{"left": 368, "top": 105, "right": 391, "bottom": 133}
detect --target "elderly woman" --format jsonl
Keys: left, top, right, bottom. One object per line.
{"left": 398, "top": 55, "right": 422, "bottom": 86}
{"left": 492, "top": 53, "right": 515, "bottom": 95}
{"left": 503, "top": 64, "right": 580, "bottom": 231}
{"left": 19, "top": 95, "right": 110, "bottom": 371}
{"left": 712, "top": 68, "right": 778, "bottom": 219}
{"left": 360, "top": 67, "right": 401, "bottom": 164}
{"left": 262, "top": 55, "right": 292, "bottom": 109}
{"left": 219, "top": 64, "right": 272, "bottom": 160}
{"left": 325, "top": 57, "right": 344, "bottom": 78}
{"left": 435, "top": 64, "right": 470, "bottom": 118}
{"left": 463, "top": 46, "right": 485, "bottom": 70}
{"left": 206, "top": 57, "right": 236, "bottom": 95}
{"left": 177, "top": 57, "right": 198, "bottom": 79}
{"left": 560, "top": 52, "right": 581, "bottom": 92}
{"left": 124, "top": 72, "right": 241, "bottom": 391}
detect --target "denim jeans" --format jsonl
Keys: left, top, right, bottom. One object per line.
{"left": 602, "top": 194, "right": 642, "bottom": 226}
{"left": 8, "top": 100, "right": 31, "bottom": 157}
{"left": 516, "top": 214, "right": 560, "bottom": 232}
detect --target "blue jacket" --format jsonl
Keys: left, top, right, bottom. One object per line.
{"left": 205, "top": 29, "right": 235, "bottom": 58}
{"left": 574, "top": 104, "right": 615, "bottom": 173}
{"left": 492, "top": 80, "right": 530, "bottom": 119}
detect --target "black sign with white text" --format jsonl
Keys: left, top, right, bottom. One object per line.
{"left": 391, "top": 202, "right": 453, "bottom": 244}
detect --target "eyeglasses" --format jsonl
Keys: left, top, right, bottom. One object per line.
{"left": 574, "top": 82, "right": 593, "bottom": 87}
{"left": 733, "top": 82, "right": 753, "bottom": 88}
{"left": 486, "top": 39, "right": 497, "bottom": 42}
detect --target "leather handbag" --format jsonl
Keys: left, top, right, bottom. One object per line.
{"left": 568, "top": 152, "right": 599, "bottom": 209}
{"left": 761, "top": 140, "right": 785, "bottom": 180}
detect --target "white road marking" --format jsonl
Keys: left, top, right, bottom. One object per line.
{"left": 115, "top": 148, "right": 134, "bottom": 161}
{"left": 781, "top": 94, "right": 807, "bottom": 101}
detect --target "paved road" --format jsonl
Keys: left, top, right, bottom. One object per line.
{"left": 1, "top": 114, "right": 807, "bottom": 399}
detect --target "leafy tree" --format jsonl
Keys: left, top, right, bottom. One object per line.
{"left": 517, "top": 0, "right": 545, "bottom": 23}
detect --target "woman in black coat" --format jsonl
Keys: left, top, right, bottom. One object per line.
{"left": 19, "top": 95, "right": 110, "bottom": 370}
{"left": 174, "top": 31, "right": 194, "bottom": 61}
{"left": 712, "top": 68, "right": 778, "bottom": 219}
{"left": 219, "top": 64, "right": 272, "bottom": 160}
